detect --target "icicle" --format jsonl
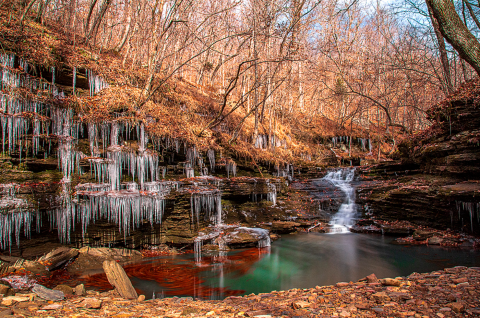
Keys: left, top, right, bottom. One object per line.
{"left": 207, "top": 149, "right": 215, "bottom": 173}
{"left": 190, "top": 188, "right": 222, "bottom": 226}
{"left": 73, "top": 67, "right": 77, "bottom": 95}
{"left": 266, "top": 181, "right": 277, "bottom": 206}
{"left": 111, "top": 121, "right": 119, "bottom": 147}
{"left": 226, "top": 160, "right": 237, "bottom": 178}
{"left": 87, "top": 70, "right": 109, "bottom": 96}
{"left": 88, "top": 122, "right": 98, "bottom": 156}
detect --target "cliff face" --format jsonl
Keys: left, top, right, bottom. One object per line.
{"left": 397, "top": 79, "right": 480, "bottom": 178}
{"left": 358, "top": 79, "right": 480, "bottom": 235}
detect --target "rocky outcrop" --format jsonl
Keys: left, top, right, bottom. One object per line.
{"left": 397, "top": 79, "right": 480, "bottom": 178}
{"left": 357, "top": 173, "right": 480, "bottom": 234}
{"left": 359, "top": 80, "right": 480, "bottom": 234}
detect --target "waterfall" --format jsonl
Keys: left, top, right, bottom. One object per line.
{"left": 323, "top": 168, "right": 357, "bottom": 233}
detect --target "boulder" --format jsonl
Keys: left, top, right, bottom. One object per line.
{"left": 0, "top": 284, "right": 14, "bottom": 297}
{"left": 79, "top": 247, "right": 142, "bottom": 261}
{"left": 74, "top": 284, "right": 86, "bottom": 296}
{"left": 80, "top": 298, "right": 102, "bottom": 309}
{"left": 32, "top": 284, "right": 64, "bottom": 301}
{"left": 427, "top": 236, "right": 443, "bottom": 245}
{"left": 53, "top": 285, "right": 73, "bottom": 295}
{"left": 413, "top": 230, "right": 437, "bottom": 241}
{"left": 271, "top": 221, "right": 301, "bottom": 234}
{"left": 68, "top": 248, "right": 142, "bottom": 273}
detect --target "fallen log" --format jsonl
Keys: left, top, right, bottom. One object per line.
{"left": 41, "top": 247, "right": 79, "bottom": 271}
{"left": 102, "top": 260, "right": 138, "bottom": 299}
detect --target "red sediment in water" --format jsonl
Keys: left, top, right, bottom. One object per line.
{"left": 81, "top": 247, "right": 269, "bottom": 298}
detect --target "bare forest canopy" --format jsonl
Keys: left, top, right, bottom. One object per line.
{"left": 1, "top": 0, "right": 479, "bottom": 166}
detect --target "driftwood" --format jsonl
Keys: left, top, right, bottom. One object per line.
{"left": 102, "top": 260, "right": 138, "bottom": 299}
{"left": 41, "top": 247, "right": 79, "bottom": 271}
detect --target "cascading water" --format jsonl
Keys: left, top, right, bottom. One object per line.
{"left": 323, "top": 168, "right": 357, "bottom": 233}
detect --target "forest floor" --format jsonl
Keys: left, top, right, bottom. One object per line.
{"left": 0, "top": 266, "right": 478, "bottom": 317}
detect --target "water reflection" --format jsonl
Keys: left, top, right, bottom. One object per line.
{"left": 79, "top": 232, "right": 479, "bottom": 299}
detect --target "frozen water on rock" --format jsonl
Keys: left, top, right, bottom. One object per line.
{"left": 186, "top": 166, "right": 195, "bottom": 178}
{"left": 143, "top": 181, "right": 180, "bottom": 193}
{"left": 207, "top": 149, "right": 215, "bottom": 172}
{"left": 0, "top": 182, "right": 40, "bottom": 249}
{"left": 226, "top": 160, "right": 237, "bottom": 178}
{"left": 266, "top": 181, "right": 277, "bottom": 206}
{"left": 456, "top": 201, "right": 480, "bottom": 232}
{"left": 323, "top": 168, "right": 357, "bottom": 234}
{"left": 237, "top": 227, "right": 271, "bottom": 248}
{"left": 73, "top": 190, "right": 167, "bottom": 241}
{"left": 188, "top": 187, "right": 222, "bottom": 226}
{"left": 87, "top": 70, "right": 109, "bottom": 96}
{"left": 0, "top": 55, "right": 236, "bottom": 249}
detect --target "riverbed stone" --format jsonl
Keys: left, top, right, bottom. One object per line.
{"left": 53, "top": 285, "right": 73, "bottom": 295}
{"left": 372, "top": 292, "right": 390, "bottom": 302}
{"left": 380, "top": 278, "right": 401, "bottom": 286}
{"left": 365, "top": 273, "right": 379, "bottom": 283}
{"left": 448, "top": 302, "right": 465, "bottom": 313}
{"left": 80, "top": 298, "right": 102, "bottom": 309}
{"left": 32, "top": 285, "right": 64, "bottom": 301}
{"left": 74, "top": 284, "right": 86, "bottom": 296}
{"left": 0, "top": 285, "right": 14, "bottom": 297}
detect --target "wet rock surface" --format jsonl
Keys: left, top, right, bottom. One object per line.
{"left": 0, "top": 267, "right": 477, "bottom": 317}
{"left": 357, "top": 169, "right": 480, "bottom": 235}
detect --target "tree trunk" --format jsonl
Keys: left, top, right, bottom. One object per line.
{"left": 84, "top": 0, "right": 98, "bottom": 35}
{"left": 464, "top": 0, "right": 480, "bottom": 30}
{"left": 20, "top": 0, "right": 37, "bottom": 26}
{"left": 427, "top": 1, "right": 453, "bottom": 93}
{"left": 427, "top": 0, "right": 480, "bottom": 76}
{"left": 86, "top": 0, "right": 111, "bottom": 45}
{"left": 116, "top": 15, "right": 131, "bottom": 52}
{"left": 35, "top": 0, "right": 48, "bottom": 23}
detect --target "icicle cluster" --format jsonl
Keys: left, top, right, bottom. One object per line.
{"left": 207, "top": 149, "right": 215, "bottom": 173}
{"left": 87, "top": 70, "right": 109, "bottom": 96}
{"left": 73, "top": 187, "right": 168, "bottom": 241}
{"left": 226, "top": 160, "right": 237, "bottom": 178}
{"left": 0, "top": 183, "right": 40, "bottom": 250}
{"left": 254, "top": 134, "right": 268, "bottom": 149}
{"left": 275, "top": 163, "right": 293, "bottom": 180}
{"left": 266, "top": 181, "right": 277, "bottom": 206}
{"left": 456, "top": 201, "right": 480, "bottom": 232}
{"left": 331, "top": 136, "right": 372, "bottom": 152}
{"left": 190, "top": 189, "right": 222, "bottom": 226}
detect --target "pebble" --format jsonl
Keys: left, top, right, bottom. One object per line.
{"left": 0, "top": 267, "right": 476, "bottom": 317}
{"left": 42, "top": 304, "right": 63, "bottom": 310}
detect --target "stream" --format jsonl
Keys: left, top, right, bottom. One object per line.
{"left": 72, "top": 169, "right": 479, "bottom": 300}
{"left": 79, "top": 233, "right": 480, "bottom": 300}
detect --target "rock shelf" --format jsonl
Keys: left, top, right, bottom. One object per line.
{"left": 0, "top": 267, "right": 478, "bottom": 317}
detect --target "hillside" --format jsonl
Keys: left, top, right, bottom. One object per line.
{"left": 0, "top": 4, "right": 387, "bottom": 177}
